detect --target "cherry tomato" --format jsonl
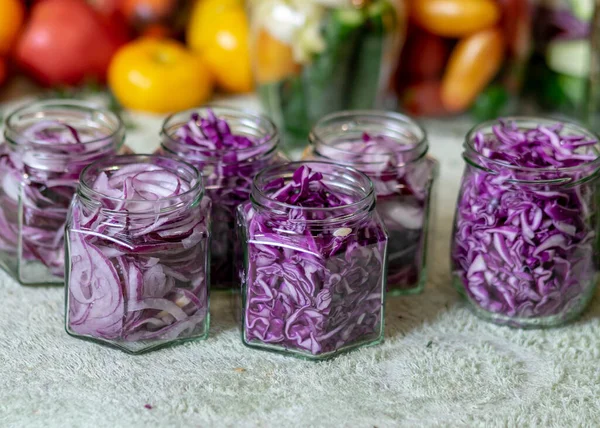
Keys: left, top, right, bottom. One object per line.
{"left": 441, "top": 28, "right": 505, "bottom": 113}
{"left": 400, "top": 28, "right": 450, "bottom": 81}
{"left": 411, "top": 0, "right": 501, "bottom": 38}
{"left": 401, "top": 80, "right": 450, "bottom": 117}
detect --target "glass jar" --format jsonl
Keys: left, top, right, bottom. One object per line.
{"left": 237, "top": 161, "right": 388, "bottom": 359}
{"left": 65, "top": 155, "right": 211, "bottom": 354}
{"left": 451, "top": 118, "right": 600, "bottom": 328}
{"left": 249, "top": 0, "right": 406, "bottom": 154}
{"left": 396, "top": 0, "right": 532, "bottom": 120}
{"left": 0, "top": 100, "right": 125, "bottom": 285}
{"left": 308, "top": 111, "right": 438, "bottom": 295}
{"left": 528, "top": 0, "right": 598, "bottom": 130}
{"left": 159, "top": 107, "right": 284, "bottom": 290}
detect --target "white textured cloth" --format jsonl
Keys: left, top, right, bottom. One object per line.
{"left": 2, "top": 95, "right": 600, "bottom": 427}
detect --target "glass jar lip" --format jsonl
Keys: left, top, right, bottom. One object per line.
{"left": 252, "top": 160, "right": 375, "bottom": 213}
{"left": 160, "top": 105, "right": 280, "bottom": 161}
{"left": 79, "top": 154, "right": 204, "bottom": 204}
{"left": 4, "top": 99, "right": 125, "bottom": 149}
{"left": 464, "top": 116, "right": 600, "bottom": 174}
{"left": 309, "top": 110, "right": 429, "bottom": 167}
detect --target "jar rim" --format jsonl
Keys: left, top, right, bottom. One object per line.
{"left": 79, "top": 154, "right": 204, "bottom": 206}
{"left": 309, "top": 110, "right": 428, "bottom": 168}
{"left": 251, "top": 161, "right": 375, "bottom": 215}
{"left": 464, "top": 116, "right": 600, "bottom": 176}
{"left": 161, "top": 105, "right": 280, "bottom": 163}
{"left": 4, "top": 99, "right": 125, "bottom": 149}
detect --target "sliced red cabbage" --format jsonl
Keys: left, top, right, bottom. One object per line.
{"left": 161, "top": 109, "right": 281, "bottom": 289}
{"left": 315, "top": 132, "right": 437, "bottom": 291}
{"left": 0, "top": 120, "right": 120, "bottom": 279}
{"left": 240, "top": 165, "right": 387, "bottom": 356}
{"left": 66, "top": 160, "right": 210, "bottom": 346}
{"left": 452, "top": 120, "right": 599, "bottom": 322}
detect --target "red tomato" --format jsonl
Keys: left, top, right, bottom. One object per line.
{"left": 14, "top": 0, "right": 128, "bottom": 86}
{"left": 401, "top": 80, "right": 450, "bottom": 117}
{"left": 399, "top": 28, "right": 450, "bottom": 81}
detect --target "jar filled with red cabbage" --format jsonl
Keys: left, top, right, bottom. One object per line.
{"left": 0, "top": 100, "right": 125, "bottom": 285}
{"left": 237, "top": 162, "right": 388, "bottom": 359}
{"left": 308, "top": 111, "right": 438, "bottom": 295}
{"left": 159, "top": 107, "right": 284, "bottom": 290}
{"left": 452, "top": 118, "right": 600, "bottom": 328}
{"left": 65, "top": 155, "right": 211, "bottom": 354}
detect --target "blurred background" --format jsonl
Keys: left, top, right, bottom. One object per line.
{"left": 0, "top": 0, "right": 597, "bottom": 145}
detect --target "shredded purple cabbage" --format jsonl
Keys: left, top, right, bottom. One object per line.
{"left": 239, "top": 165, "right": 387, "bottom": 356}
{"left": 66, "top": 159, "right": 210, "bottom": 347}
{"left": 315, "top": 132, "right": 436, "bottom": 291}
{"left": 160, "top": 109, "right": 281, "bottom": 289}
{"left": 452, "top": 120, "right": 599, "bottom": 323}
{"left": 0, "top": 121, "right": 119, "bottom": 279}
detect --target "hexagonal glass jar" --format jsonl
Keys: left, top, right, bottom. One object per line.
{"left": 237, "top": 161, "right": 388, "bottom": 360}
{"left": 65, "top": 155, "right": 211, "bottom": 354}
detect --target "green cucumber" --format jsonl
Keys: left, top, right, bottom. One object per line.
{"left": 302, "top": 7, "right": 365, "bottom": 124}
{"left": 547, "top": 39, "right": 591, "bottom": 78}
{"left": 258, "top": 75, "right": 308, "bottom": 152}
{"left": 347, "top": 0, "right": 395, "bottom": 109}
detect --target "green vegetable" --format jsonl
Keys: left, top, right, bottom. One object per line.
{"left": 547, "top": 39, "right": 591, "bottom": 78}
{"left": 570, "top": 0, "right": 595, "bottom": 22}
{"left": 471, "top": 84, "right": 510, "bottom": 121}
{"left": 347, "top": 0, "right": 395, "bottom": 109}
{"left": 557, "top": 73, "right": 588, "bottom": 105}
{"left": 303, "top": 7, "right": 365, "bottom": 124}
{"left": 258, "top": 76, "right": 309, "bottom": 151}
{"left": 532, "top": 62, "right": 588, "bottom": 117}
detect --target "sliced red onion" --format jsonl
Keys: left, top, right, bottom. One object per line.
{"left": 0, "top": 118, "right": 122, "bottom": 281}
{"left": 66, "top": 159, "right": 210, "bottom": 349}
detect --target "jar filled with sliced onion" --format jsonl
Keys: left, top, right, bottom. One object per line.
{"left": 237, "top": 162, "right": 388, "bottom": 359}
{"left": 159, "top": 107, "right": 285, "bottom": 290}
{"left": 0, "top": 100, "right": 125, "bottom": 285}
{"left": 308, "top": 111, "right": 438, "bottom": 295}
{"left": 65, "top": 155, "right": 211, "bottom": 354}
